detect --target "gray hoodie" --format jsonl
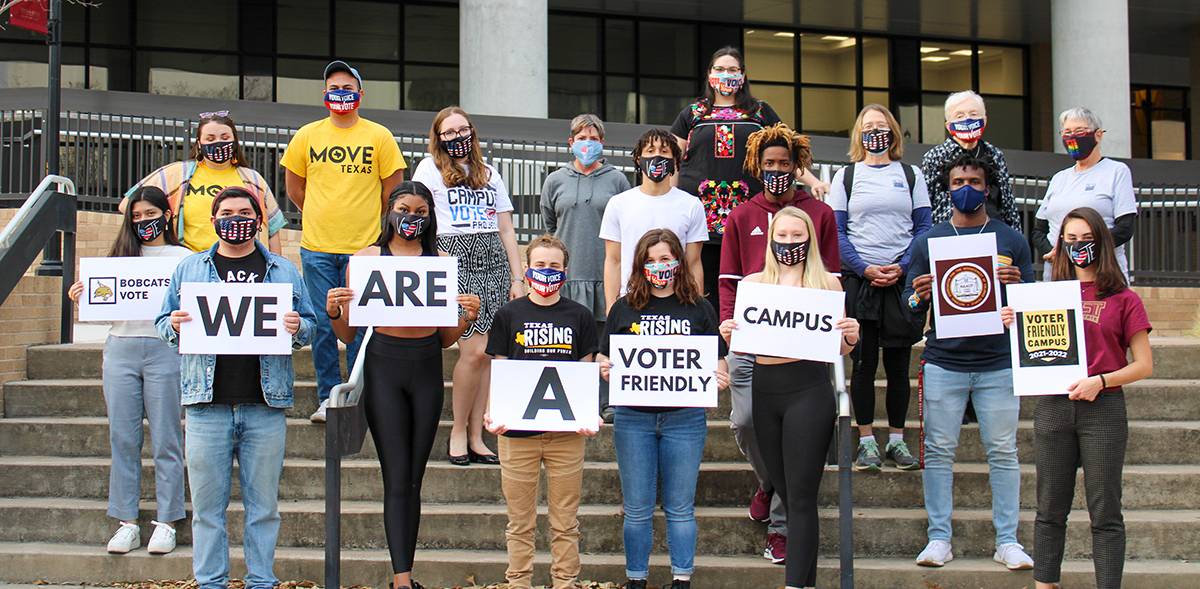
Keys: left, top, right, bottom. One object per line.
{"left": 539, "top": 162, "right": 632, "bottom": 320}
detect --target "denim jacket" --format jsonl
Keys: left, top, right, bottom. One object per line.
{"left": 156, "top": 241, "right": 316, "bottom": 408}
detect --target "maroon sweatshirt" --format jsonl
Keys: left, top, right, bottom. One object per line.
{"left": 718, "top": 189, "right": 841, "bottom": 321}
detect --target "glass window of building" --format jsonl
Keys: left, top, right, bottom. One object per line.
{"left": 920, "top": 42, "right": 973, "bottom": 92}
{"left": 139, "top": 52, "right": 239, "bottom": 99}
{"left": 136, "top": 0, "right": 237, "bottom": 51}
{"left": 978, "top": 45, "right": 1024, "bottom": 96}
{"left": 1132, "top": 87, "right": 1190, "bottom": 160}
{"left": 405, "top": 66, "right": 459, "bottom": 113}
{"left": 920, "top": 92, "right": 949, "bottom": 145}
{"left": 405, "top": 4, "right": 458, "bottom": 65}
{"left": 0, "top": 44, "right": 86, "bottom": 90}
{"left": 278, "top": 0, "right": 330, "bottom": 56}
{"left": 550, "top": 73, "right": 601, "bottom": 120}
{"left": 755, "top": 84, "right": 795, "bottom": 127}
{"left": 802, "top": 87, "right": 857, "bottom": 137}
{"left": 549, "top": 15, "right": 600, "bottom": 72}
{"left": 862, "top": 37, "right": 889, "bottom": 88}
{"left": 639, "top": 77, "right": 695, "bottom": 125}
{"left": 336, "top": 1, "right": 400, "bottom": 61}
{"left": 89, "top": 0, "right": 131, "bottom": 45}
{"left": 352, "top": 62, "right": 401, "bottom": 110}
{"left": 606, "top": 75, "right": 636, "bottom": 124}
{"left": 276, "top": 58, "right": 330, "bottom": 106}
{"left": 981, "top": 95, "right": 1025, "bottom": 150}
{"left": 605, "top": 19, "right": 635, "bottom": 75}
{"left": 639, "top": 22, "right": 697, "bottom": 78}
{"left": 801, "top": 34, "right": 856, "bottom": 86}
{"left": 744, "top": 29, "right": 795, "bottom": 83}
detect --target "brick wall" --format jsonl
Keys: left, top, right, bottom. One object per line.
{"left": 0, "top": 276, "right": 62, "bottom": 386}
{"left": 1133, "top": 286, "right": 1200, "bottom": 337}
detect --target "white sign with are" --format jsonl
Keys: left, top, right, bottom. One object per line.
{"left": 347, "top": 256, "right": 459, "bottom": 327}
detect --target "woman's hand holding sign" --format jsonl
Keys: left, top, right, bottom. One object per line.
{"left": 718, "top": 319, "right": 738, "bottom": 344}
{"left": 458, "top": 293, "right": 481, "bottom": 323}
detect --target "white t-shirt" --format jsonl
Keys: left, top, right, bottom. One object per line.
{"left": 411, "top": 157, "right": 514, "bottom": 235}
{"left": 828, "top": 162, "right": 931, "bottom": 266}
{"left": 1035, "top": 158, "right": 1138, "bottom": 276}
{"left": 108, "top": 244, "right": 194, "bottom": 338}
{"left": 598, "top": 186, "right": 708, "bottom": 295}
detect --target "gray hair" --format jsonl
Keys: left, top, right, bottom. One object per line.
{"left": 943, "top": 90, "right": 987, "bottom": 120}
{"left": 569, "top": 113, "right": 605, "bottom": 139}
{"left": 1058, "top": 106, "right": 1103, "bottom": 131}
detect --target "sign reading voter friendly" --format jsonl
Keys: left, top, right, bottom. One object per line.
{"left": 347, "top": 256, "right": 459, "bottom": 327}
{"left": 1006, "top": 280, "right": 1088, "bottom": 396}
{"left": 729, "top": 281, "right": 845, "bottom": 363}
{"left": 928, "top": 232, "right": 1004, "bottom": 339}
{"left": 488, "top": 360, "right": 600, "bottom": 432}
{"left": 78, "top": 257, "right": 183, "bottom": 322}
{"left": 178, "top": 282, "right": 293, "bottom": 355}
{"left": 609, "top": 334, "right": 720, "bottom": 408}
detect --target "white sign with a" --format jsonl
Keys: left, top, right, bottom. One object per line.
{"left": 78, "top": 256, "right": 182, "bottom": 322}
{"left": 928, "top": 232, "right": 1004, "bottom": 339}
{"left": 1007, "top": 280, "right": 1089, "bottom": 396}
{"left": 488, "top": 360, "right": 600, "bottom": 432}
{"left": 730, "top": 281, "right": 845, "bottom": 363}
{"left": 347, "top": 256, "right": 459, "bottom": 327}
{"left": 179, "top": 282, "right": 293, "bottom": 355}
{"left": 609, "top": 334, "right": 719, "bottom": 408}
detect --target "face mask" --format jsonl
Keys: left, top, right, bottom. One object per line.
{"left": 639, "top": 156, "right": 674, "bottom": 183}
{"left": 324, "top": 89, "right": 361, "bottom": 113}
{"left": 133, "top": 217, "right": 165, "bottom": 243}
{"left": 390, "top": 212, "right": 427, "bottom": 241}
{"left": 771, "top": 240, "right": 808, "bottom": 266}
{"left": 1063, "top": 131, "right": 1098, "bottom": 160}
{"left": 862, "top": 129, "right": 892, "bottom": 154}
{"left": 1066, "top": 240, "right": 1097, "bottom": 268}
{"left": 213, "top": 215, "right": 258, "bottom": 244}
{"left": 525, "top": 267, "right": 565, "bottom": 297}
{"left": 950, "top": 184, "right": 987, "bottom": 213}
{"left": 948, "top": 117, "right": 986, "bottom": 142}
{"left": 708, "top": 72, "right": 745, "bottom": 96}
{"left": 762, "top": 169, "right": 793, "bottom": 196}
{"left": 202, "top": 140, "right": 235, "bottom": 164}
{"left": 571, "top": 139, "right": 603, "bottom": 166}
{"left": 442, "top": 134, "right": 473, "bottom": 158}
{"left": 643, "top": 259, "right": 680, "bottom": 289}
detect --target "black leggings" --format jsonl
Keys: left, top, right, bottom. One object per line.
{"left": 753, "top": 360, "right": 835, "bottom": 588}
{"left": 363, "top": 332, "right": 445, "bottom": 574}
{"left": 850, "top": 319, "right": 912, "bottom": 429}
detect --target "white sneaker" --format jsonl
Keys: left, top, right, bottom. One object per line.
{"left": 310, "top": 399, "right": 328, "bottom": 423}
{"left": 106, "top": 521, "right": 140, "bottom": 554}
{"left": 147, "top": 520, "right": 177, "bottom": 555}
{"left": 994, "top": 542, "right": 1034, "bottom": 570}
{"left": 915, "top": 539, "right": 954, "bottom": 567}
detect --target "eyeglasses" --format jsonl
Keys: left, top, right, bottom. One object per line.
{"left": 438, "top": 126, "right": 473, "bottom": 141}
{"left": 711, "top": 66, "right": 743, "bottom": 75}
{"left": 198, "top": 110, "right": 230, "bottom": 119}
{"left": 1061, "top": 128, "right": 1097, "bottom": 137}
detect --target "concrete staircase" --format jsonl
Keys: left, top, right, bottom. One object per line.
{"left": 1, "top": 341, "right": 1200, "bottom": 588}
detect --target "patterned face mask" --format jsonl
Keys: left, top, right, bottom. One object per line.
{"left": 948, "top": 117, "right": 986, "bottom": 142}
{"left": 643, "top": 259, "right": 680, "bottom": 289}
{"left": 213, "top": 215, "right": 258, "bottom": 244}
{"left": 761, "top": 170, "right": 793, "bottom": 196}
{"left": 1066, "top": 240, "right": 1097, "bottom": 268}
{"left": 708, "top": 72, "right": 745, "bottom": 96}
{"left": 442, "top": 133, "right": 473, "bottom": 158}
{"left": 202, "top": 140, "right": 235, "bottom": 164}
{"left": 861, "top": 129, "right": 892, "bottom": 154}
{"left": 525, "top": 267, "right": 565, "bottom": 297}
{"left": 133, "top": 217, "right": 165, "bottom": 242}
{"left": 389, "top": 212, "right": 428, "bottom": 241}
{"left": 771, "top": 240, "right": 808, "bottom": 266}
{"left": 1062, "top": 131, "right": 1098, "bottom": 160}
{"left": 324, "top": 89, "right": 361, "bottom": 113}
{"left": 639, "top": 156, "right": 675, "bottom": 182}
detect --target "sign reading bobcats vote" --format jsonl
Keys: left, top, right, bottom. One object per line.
{"left": 178, "top": 282, "right": 293, "bottom": 355}
{"left": 347, "top": 256, "right": 459, "bottom": 327}
{"left": 78, "top": 257, "right": 182, "bottom": 322}
{"left": 929, "top": 232, "right": 1003, "bottom": 339}
{"left": 488, "top": 360, "right": 600, "bottom": 432}
{"left": 609, "top": 335, "right": 719, "bottom": 408}
{"left": 1007, "top": 280, "right": 1088, "bottom": 396}
{"left": 730, "top": 281, "right": 845, "bottom": 363}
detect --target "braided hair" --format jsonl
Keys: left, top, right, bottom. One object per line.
{"left": 743, "top": 123, "right": 813, "bottom": 179}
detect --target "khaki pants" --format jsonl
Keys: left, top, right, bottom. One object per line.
{"left": 498, "top": 432, "right": 586, "bottom": 589}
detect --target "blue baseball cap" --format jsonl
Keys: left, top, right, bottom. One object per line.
{"left": 323, "top": 60, "right": 363, "bottom": 88}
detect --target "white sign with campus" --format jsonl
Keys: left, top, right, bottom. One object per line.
{"left": 929, "top": 232, "right": 1004, "bottom": 339}
{"left": 178, "top": 282, "right": 293, "bottom": 355}
{"left": 488, "top": 360, "right": 600, "bottom": 432}
{"left": 347, "top": 256, "right": 460, "bottom": 327}
{"left": 1007, "top": 280, "right": 1089, "bottom": 396}
{"left": 609, "top": 334, "right": 720, "bottom": 408}
{"left": 729, "top": 281, "right": 846, "bottom": 363}
{"left": 77, "top": 256, "right": 182, "bottom": 322}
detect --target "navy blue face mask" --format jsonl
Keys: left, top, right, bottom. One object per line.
{"left": 950, "top": 184, "right": 987, "bottom": 213}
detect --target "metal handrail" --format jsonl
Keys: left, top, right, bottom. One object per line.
{"left": 0, "top": 174, "right": 76, "bottom": 249}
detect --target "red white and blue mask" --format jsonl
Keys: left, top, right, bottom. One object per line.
{"left": 324, "top": 89, "right": 361, "bottom": 113}
{"left": 213, "top": 215, "right": 257, "bottom": 244}
{"left": 390, "top": 212, "right": 428, "bottom": 241}
{"left": 133, "top": 217, "right": 165, "bottom": 243}
{"left": 525, "top": 267, "right": 565, "bottom": 297}
{"left": 948, "top": 117, "right": 986, "bottom": 142}
{"left": 643, "top": 260, "right": 680, "bottom": 289}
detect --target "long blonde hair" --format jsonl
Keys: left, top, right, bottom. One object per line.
{"left": 760, "top": 206, "right": 832, "bottom": 290}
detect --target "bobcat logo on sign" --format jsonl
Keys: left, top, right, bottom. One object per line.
{"left": 1017, "top": 309, "right": 1080, "bottom": 368}
{"left": 935, "top": 256, "right": 997, "bottom": 316}
{"left": 89, "top": 277, "right": 117, "bottom": 305}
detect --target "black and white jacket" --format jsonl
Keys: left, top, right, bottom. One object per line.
{"left": 919, "top": 137, "right": 1023, "bottom": 231}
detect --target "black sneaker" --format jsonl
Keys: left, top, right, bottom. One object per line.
{"left": 854, "top": 438, "right": 883, "bottom": 472}
{"left": 601, "top": 406, "right": 615, "bottom": 424}
{"left": 624, "top": 580, "right": 648, "bottom": 589}
{"left": 670, "top": 580, "right": 691, "bottom": 589}
{"left": 885, "top": 439, "right": 921, "bottom": 470}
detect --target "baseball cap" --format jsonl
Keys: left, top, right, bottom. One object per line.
{"left": 323, "top": 60, "right": 364, "bottom": 88}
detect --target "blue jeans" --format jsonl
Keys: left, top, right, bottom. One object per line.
{"left": 300, "top": 248, "right": 363, "bottom": 402}
{"left": 922, "top": 362, "right": 1020, "bottom": 546}
{"left": 613, "top": 407, "right": 707, "bottom": 579}
{"left": 186, "top": 404, "right": 287, "bottom": 589}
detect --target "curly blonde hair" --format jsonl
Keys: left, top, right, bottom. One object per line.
{"left": 743, "top": 123, "right": 813, "bottom": 179}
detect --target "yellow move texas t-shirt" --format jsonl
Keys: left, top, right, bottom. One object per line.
{"left": 280, "top": 117, "right": 406, "bottom": 253}
{"left": 182, "top": 162, "right": 248, "bottom": 251}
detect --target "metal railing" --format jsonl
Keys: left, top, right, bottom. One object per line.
{"left": 3, "top": 108, "right": 1199, "bottom": 284}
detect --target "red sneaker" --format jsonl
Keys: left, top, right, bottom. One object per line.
{"left": 748, "top": 487, "right": 771, "bottom": 523}
{"left": 764, "top": 532, "right": 787, "bottom": 564}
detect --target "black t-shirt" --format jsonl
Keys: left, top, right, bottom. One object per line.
{"left": 670, "top": 99, "right": 782, "bottom": 241}
{"left": 486, "top": 296, "right": 600, "bottom": 437}
{"left": 602, "top": 293, "right": 728, "bottom": 412}
{"left": 209, "top": 248, "right": 268, "bottom": 405}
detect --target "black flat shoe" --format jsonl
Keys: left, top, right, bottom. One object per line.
{"left": 447, "top": 440, "right": 470, "bottom": 467}
{"left": 468, "top": 448, "right": 500, "bottom": 465}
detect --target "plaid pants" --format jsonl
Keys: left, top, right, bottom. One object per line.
{"left": 1033, "top": 391, "right": 1128, "bottom": 588}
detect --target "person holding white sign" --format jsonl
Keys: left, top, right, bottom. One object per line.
{"left": 324, "top": 181, "right": 481, "bottom": 589}
{"left": 596, "top": 229, "right": 729, "bottom": 589}
{"left": 718, "top": 207, "right": 858, "bottom": 589}
{"left": 66, "top": 186, "right": 191, "bottom": 556}
{"left": 155, "top": 188, "right": 316, "bottom": 589}
{"left": 1002, "top": 208, "right": 1153, "bottom": 589}
{"left": 902, "top": 155, "right": 1035, "bottom": 571}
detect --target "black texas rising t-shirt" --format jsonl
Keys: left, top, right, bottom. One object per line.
{"left": 487, "top": 296, "right": 600, "bottom": 437}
